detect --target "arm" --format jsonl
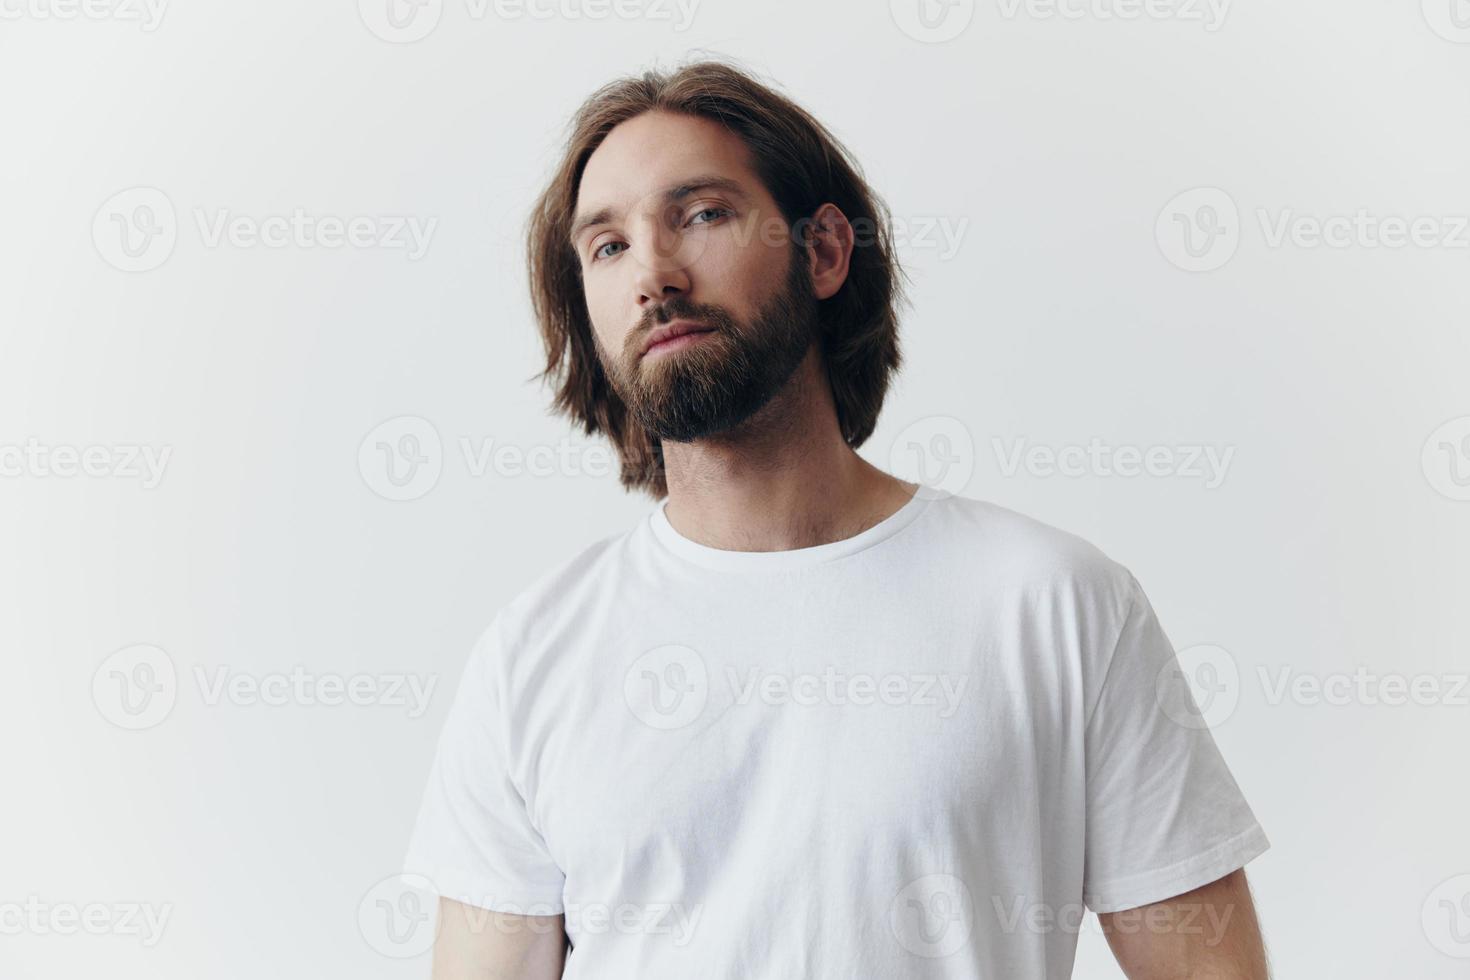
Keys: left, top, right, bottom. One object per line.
{"left": 430, "top": 897, "right": 567, "bottom": 980}
{"left": 1099, "top": 869, "right": 1269, "bottom": 979}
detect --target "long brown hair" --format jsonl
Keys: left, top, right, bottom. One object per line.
{"left": 526, "top": 56, "right": 909, "bottom": 499}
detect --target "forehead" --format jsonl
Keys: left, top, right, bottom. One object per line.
{"left": 576, "top": 111, "right": 762, "bottom": 213}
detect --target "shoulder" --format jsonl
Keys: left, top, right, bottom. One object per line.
{"left": 924, "top": 491, "right": 1140, "bottom": 612}
{"left": 473, "top": 519, "right": 638, "bottom": 664}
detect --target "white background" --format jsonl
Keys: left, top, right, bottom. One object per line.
{"left": 2, "top": 0, "right": 1468, "bottom": 977}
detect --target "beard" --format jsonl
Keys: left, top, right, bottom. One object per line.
{"left": 598, "top": 246, "right": 820, "bottom": 444}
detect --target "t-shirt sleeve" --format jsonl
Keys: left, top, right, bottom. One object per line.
{"left": 402, "top": 617, "right": 566, "bottom": 914}
{"left": 1081, "top": 571, "right": 1269, "bottom": 914}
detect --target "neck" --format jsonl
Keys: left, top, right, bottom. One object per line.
{"left": 658, "top": 346, "right": 918, "bottom": 552}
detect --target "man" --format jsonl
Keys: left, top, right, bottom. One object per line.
{"left": 404, "top": 58, "right": 1271, "bottom": 978}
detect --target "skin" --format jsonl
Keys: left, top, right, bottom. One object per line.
{"left": 429, "top": 109, "right": 1271, "bottom": 978}
{"left": 429, "top": 898, "right": 565, "bottom": 979}
{"left": 1099, "top": 869, "right": 1270, "bottom": 979}
{"left": 570, "top": 108, "right": 918, "bottom": 552}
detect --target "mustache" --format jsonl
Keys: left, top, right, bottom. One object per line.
{"left": 630, "top": 301, "right": 733, "bottom": 354}
{"left": 642, "top": 298, "right": 721, "bottom": 329}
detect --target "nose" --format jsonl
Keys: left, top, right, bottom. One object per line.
{"left": 631, "top": 218, "right": 692, "bottom": 310}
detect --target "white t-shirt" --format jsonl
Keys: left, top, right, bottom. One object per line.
{"left": 404, "top": 487, "right": 1269, "bottom": 978}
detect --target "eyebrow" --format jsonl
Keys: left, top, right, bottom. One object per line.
{"left": 568, "top": 175, "right": 750, "bottom": 248}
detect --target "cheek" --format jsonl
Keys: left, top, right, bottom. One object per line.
{"left": 583, "top": 280, "right": 627, "bottom": 355}
{"left": 695, "top": 231, "right": 787, "bottom": 308}
{"left": 699, "top": 238, "right": 793, "bottom": 318}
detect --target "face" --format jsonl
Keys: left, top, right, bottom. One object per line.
{"left": 570, "top": 111, "right": 820, "bottom": 443}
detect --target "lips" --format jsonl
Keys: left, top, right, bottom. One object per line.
{"left": 641, "top": 319, "right": 716, "bottom": 357}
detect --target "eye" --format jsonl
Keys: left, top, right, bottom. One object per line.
{"left": 688, "top": 206, "right": 731, "bottom": 226}
{"left": 587, "top": 208, "right": 729, "bottom": 263}
{"left": 591, "top": 239, "right": 627, "bottom": 262}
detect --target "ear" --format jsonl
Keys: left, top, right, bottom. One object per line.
{"left": 802, "top": 203, "right": 854, "bottom": 302}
